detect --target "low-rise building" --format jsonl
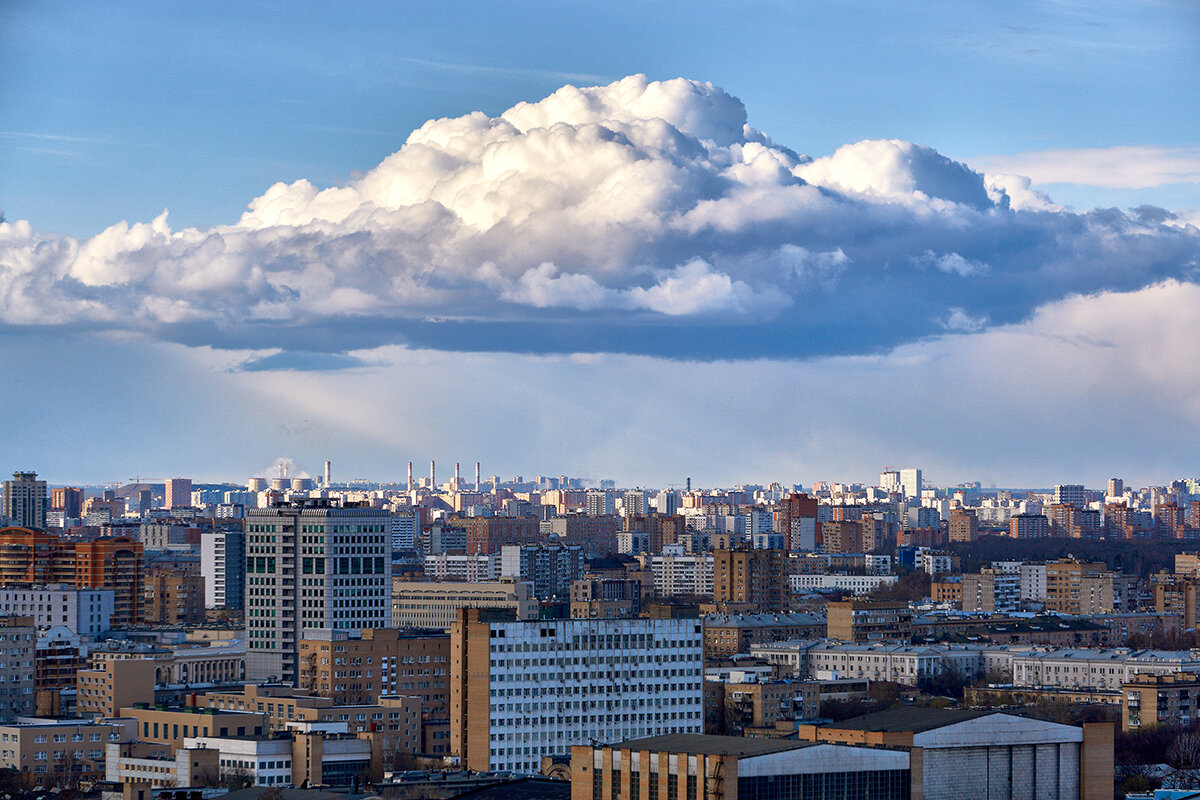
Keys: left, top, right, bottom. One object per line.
{"left": 185, "top": 731, "right": 379, "bottom": 787}
{"left": 0, "top": 585, "right": 114, "bottom": 635}
{"left": 702, "top": 613, "right": 824, "bottom": 660}
{"left": 390, "top": 578, "right": 537, "bottom": 629}
{"left": 105, "top": 741, "right": 219, "bottom": 788}
{"left": 788, "top": 573, "right": 896, "bottom": 596}
{"left": 571, "top": 733, "right": 913, "bottom": 800}
{"left": 792, "top": 707, "right": 1113, "bottom": 800}
{"left": 0, "top": 717, "right": 133, "bottom": 787}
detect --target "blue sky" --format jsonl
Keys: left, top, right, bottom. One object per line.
{"left": 1, "top": 1, "right": 1199, "bottom": 488}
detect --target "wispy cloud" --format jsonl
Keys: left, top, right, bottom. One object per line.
{"left": 396, "top": 56, "right": 607, "bottom": 86}
{"left": 0, "top": 130, "right": 103, "bottom": 144}
{"left": 974, "top": 145, "right": 1200, "bottom": 189}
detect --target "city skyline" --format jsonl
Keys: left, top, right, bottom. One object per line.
{"left": 2, "top": 3, "right": 1199, "bottom": 488}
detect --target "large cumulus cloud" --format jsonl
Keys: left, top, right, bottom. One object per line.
{"left": 1, "top": 74, "right": 1198, "bottom": 359}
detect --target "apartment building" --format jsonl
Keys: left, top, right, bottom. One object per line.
{"left": 1122, "top": 672, "right": 1200, "bottom": 731}
{"left": 452, "top": 609, "right": 703, "bottom": 775}
{"left": 200, "top": 528, "right": 245, "bottom": 609}
{"left": 143, "top": 571, "right": 204, "bottom": 625}
{"left": 1010, "top": 648, "right": 1200, "bottom": 692}
{"left": 0, "top": 616, "right": 35, "bottom": 720}
{"left": 826, "top": 600, "right": 912, "bottom": 643}
{"left": 76, "top": 658, "right": 156, "bottom": 717}
{"left": 647, "top": 553, "right": 714, "bottom": 597}
{"left": 702, "top": 613, "right": 824, "bottom": 660}
{"left": 713, "top": 548, "right": 786, "bottom": 613}
{"left": 297, "top": 627, "right": 449, "bottom": 713}
{"left": 0, "top": 717, "right": 132, "bottom": 787}
{"left": 961, "top": 568, "right": 1020, "bottom": 613}
{"left": 0, "top": 529, "right": 143, "bottom": 624}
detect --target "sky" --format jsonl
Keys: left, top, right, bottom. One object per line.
{"left": 1, "top": 1, "right": 1199, "bottom": 489}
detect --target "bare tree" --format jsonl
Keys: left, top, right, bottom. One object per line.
{"left": 1169, "top": 731, "right": 1200, "bottom": 768}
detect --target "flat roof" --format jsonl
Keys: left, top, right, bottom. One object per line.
{"left": 830, "top": 707, "right": 996, "bottom": 733}
{"left": 613, "top": 734, "right": 816, "bottom": 757}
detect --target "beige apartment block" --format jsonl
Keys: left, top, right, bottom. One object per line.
{"left": 77, "top": 659, "right": 156, "bottom": 718}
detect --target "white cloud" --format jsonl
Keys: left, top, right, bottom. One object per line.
{"left": 914, "top": 250, "right": 989, "bottom": 277}
{"left": 0, "top": 75, "right": 1196, "bottom": 361}
{"left": 974, "top": 145, "right": 1200, "bottom": 190}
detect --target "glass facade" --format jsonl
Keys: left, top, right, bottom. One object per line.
{"left": 737, "top": 769, "right": 910, "bottom": 800}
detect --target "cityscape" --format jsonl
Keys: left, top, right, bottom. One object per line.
{"left": 0, "top": 467, "right": 1196, "bottom": 798}
{"left": 3, "top": 2, "right": 1199, "bottom": 800}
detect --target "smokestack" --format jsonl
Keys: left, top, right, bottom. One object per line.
{"left": 407, "top": 462, "right": 413, "bottom": 493}
{"left": 687, "top": 477, "right": 691, "bottom": 492}
{"left": 455, "top": 462, "right": 460, "bottom": 484}
{"left": 324, "top": 460, "right": 331, "bottom": 487}
{"left": 475, "top": 462, "right": 481, "bottom": 492}
{"left": 430, "top": 460, "right": 436, "bottom": 489}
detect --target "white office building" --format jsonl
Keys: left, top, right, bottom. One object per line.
{"left": 461, "top": 616, "right": 703, "bottom": 774}
{"left": 0, "top": 585, "right": 114, "bottom": 636}
{"left": 789, "top": 573, "right": 897, "bottom": 596}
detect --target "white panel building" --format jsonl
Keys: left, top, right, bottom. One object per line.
{"left": 0, "top": 585, "right": 114, "bottom": 636}
{"left": 466, "top": 616, "right": 704, "bottom": 775}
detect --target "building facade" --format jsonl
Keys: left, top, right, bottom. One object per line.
{"left": 452, "top": 610, "right": 704, "bottom": 775}
{"left": 244, "top": 501, "right": 391, "bottom": 684}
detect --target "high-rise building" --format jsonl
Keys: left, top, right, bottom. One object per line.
{"left": 143, "top": 571, "right": 205, "bottom": 625}
{"left": 899, "top": 468, "right": 922, "bottom": 499}
{"left": 0, "top": 617, "right": 35, "bottom": 720}
{"left": 499, "top": 542, "right": 584, "bottom": 599}
{"left": 3, "top": 473, "right": 46, "bottom": 530}
{"left": 463, "top": 516, "right": 542, "bottom": 554}
{"left": 880, "top": 470, "right": 901, "bottom": 492}
{"left": 1053, "top": 484, "right": 1087, "bottom": 509}
{"left": 961, "top": 569, "right": 1020, "bottom": 613}
{"left": 165, "top": 477, "right": 193, "bottom": 509}
{"left": 451, "top": 609, "right": 703, "bottom": 774}
{"left": 585, "top": 490, "right": 616, "bottom": 517}
{"left": 390, "top": 510, "right": 418, "bottom": 551}
{"left": 779, "top": 493, "right": 818, "bottom": 552}
{"left": 713, "top": 548, "right": 786, "bottom": 612}
{"left": 1044, "top": 557, "right": 1106, "bottom": 614}
{"left": 1107, "top": 478, "right": 1125, "bottom": 498}
{"left": 201, "top": 528, "right": 245, "bottom": 609}
{"left": 1010, "top": 513, "right": 1050, "bottom": 539}
{"left": 50, "top": 487, "right": 83, "bottom": 519}
{"left": 0, "top": 529, "right": 143, "bottom": 624}
{"left": 545, "top": 515, "right": 619, "bottom": 556}
{"left": 948, "top": 508, "right": 979, "bottom": 542}
{"left": 244, "top": 500, "right": 391, "bottom": 684}
{"left": 622, "top": 489, "right": 648, "bottom": 517}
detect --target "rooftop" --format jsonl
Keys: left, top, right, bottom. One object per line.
{"left": 829, "top": 707, "right": 993, "bottom": 733}
{"left": 613, "top": 733, "right": 815, "bottom": 757}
